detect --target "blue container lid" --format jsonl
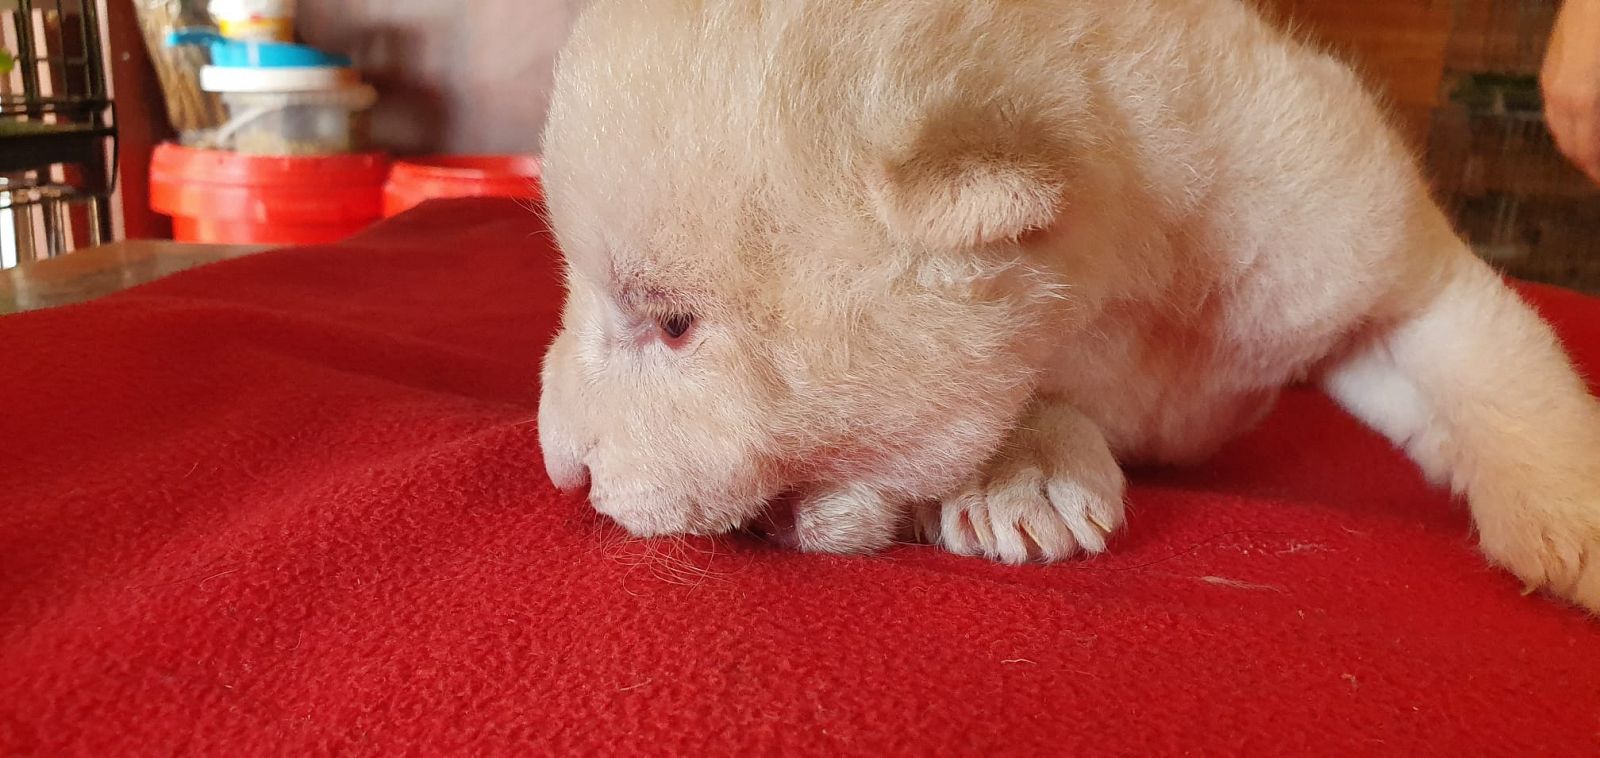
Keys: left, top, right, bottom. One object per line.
{"left": 166, "top": 29, "right": 353, "bottom": 69}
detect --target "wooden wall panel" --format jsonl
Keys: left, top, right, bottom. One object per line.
{"left": 1259, "top": 0, "right": 1453, "bottom": 149}
{"left": 1444, "top": 0, "right": 1556, "bottom": 76}
{"left": 105, "top": 0, "right": 174, "bottom": 240}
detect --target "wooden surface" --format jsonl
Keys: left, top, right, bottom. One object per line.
{"left": 0, "top": 239, "right": 270, "bottom": 315}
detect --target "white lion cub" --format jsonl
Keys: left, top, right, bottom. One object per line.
{"left": 537, "top": 0, "right": 1600, "bottom": 613}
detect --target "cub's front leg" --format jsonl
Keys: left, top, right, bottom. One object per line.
{"left": 914, "top": 398, "right": 1127, "bottom": 563}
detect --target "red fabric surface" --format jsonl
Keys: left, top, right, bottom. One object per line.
{"left": 3, "top": 199, "right": 1598, "bottom": 755}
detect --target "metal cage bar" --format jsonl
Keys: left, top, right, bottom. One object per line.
{"left": 0, "top": 0, "right": 115, "bottom": 266}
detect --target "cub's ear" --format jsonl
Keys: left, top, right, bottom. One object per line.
{"left": 866, "top": 102, "right": 1070, "bottom": 250}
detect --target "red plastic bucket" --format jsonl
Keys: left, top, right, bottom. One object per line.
{"left": 150, "top": 143, "right": 390, "bottom": 245}
{"left": 382, "top": 154, "right": 543, "bottom": 217}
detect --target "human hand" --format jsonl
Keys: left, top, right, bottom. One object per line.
{"left": 1542, "top": 0, "right": 1600, "bottom": 183}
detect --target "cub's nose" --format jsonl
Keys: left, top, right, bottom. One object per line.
{"left": 537, "top": 415, "right": 590, "bottom": 492}
{"left": 547, "top": 456, "right": 590, "bottom": 493}
{"left": 541, "top": 442, "right": 590, "bottom": 492}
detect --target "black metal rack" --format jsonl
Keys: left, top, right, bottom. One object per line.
{"left": 1, "top": 0, "right": 117, "bottom": 267}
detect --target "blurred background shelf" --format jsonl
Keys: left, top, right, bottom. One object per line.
{"left": 0, "top": 0, "right": 1593, "bottom": 297}
{"left": 298, "top": 0, "right": 1600, "bottom": 294}
{"left": 0, "top": 120, "right": 114, "bottom": 172}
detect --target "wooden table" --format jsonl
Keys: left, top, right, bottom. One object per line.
{"left": 0, "top": 240, "right": 272, "bottom": 315}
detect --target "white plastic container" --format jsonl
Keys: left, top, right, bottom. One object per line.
{"left": 208, "top": 0, "right": 297, "bottom": 42}
{"left": 214, "top": 84, "right": 377, "bottom": 155}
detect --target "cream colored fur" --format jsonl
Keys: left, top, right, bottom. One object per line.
{"left": 537, "top": 0, "right": 1600, "bottom": 613}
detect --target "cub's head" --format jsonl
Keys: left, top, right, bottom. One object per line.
{"left": 536, "top": 0, "right": 1092, "bottom": 549}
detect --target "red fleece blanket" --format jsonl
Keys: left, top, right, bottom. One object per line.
{"left": 3, "top": 199, "right": 1597, "bottom": 755}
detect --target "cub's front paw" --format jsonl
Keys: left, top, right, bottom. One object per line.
{"left": 914, "top": 400, "right": 1125, "bottom": 563}
{"left": 757, "top": 484, "right": 903, "bottom": 556}
{"left": 1476, "top": 485, "right": 1600, "bottom": 615}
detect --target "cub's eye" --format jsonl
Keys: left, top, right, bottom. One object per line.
{"left": 658, "top": 312, "right": 695, "bottom": 341}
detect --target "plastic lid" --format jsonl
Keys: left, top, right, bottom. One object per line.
{"left": 167, "top": 29, "right": 352, "bottom": 69}
{"left": 208, "top": 0, "right": 297, "bottom": 19}
{"left": 150, "top": 142, "right": 390, "bottom": 188}
{"left": 390, "top": 155, "right": 543, "bottom": 182}
{"left": 218, "top": 82, "right": 377, "bottom": 107}
{"left": 201, "top": 64, "right": 359, "bottom": 93}
{"left": 383, "top": 154, "right": 543, "bottom": 217}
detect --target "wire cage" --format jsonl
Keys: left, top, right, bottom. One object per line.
{"left": 0, "top": 0, "right": 116, "bottom": 269}
{"left": 1426, "top": 0, "right": 1600, "bottom": 294}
